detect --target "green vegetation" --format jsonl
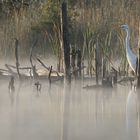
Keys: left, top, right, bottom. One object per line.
{"left": 0, "top": 0, "right": 140, "bottom": 73}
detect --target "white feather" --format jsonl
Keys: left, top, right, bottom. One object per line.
{"left": 121, "top": 24, "right": 137, "bottom": 73}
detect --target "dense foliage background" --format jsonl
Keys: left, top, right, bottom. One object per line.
{"left": 0, "top": 0, "right": 140, "bottom": 72}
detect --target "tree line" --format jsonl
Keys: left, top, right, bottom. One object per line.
{"left": 0, "top": 0, "right": 140, "bottom": 74}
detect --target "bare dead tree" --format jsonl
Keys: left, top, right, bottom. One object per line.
{"left": 61, "top": 2, "right": 71, "bottom": 82}
{"left": 15, "top": 38, "right": 21, "bottom": 79}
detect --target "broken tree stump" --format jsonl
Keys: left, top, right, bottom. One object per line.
{"left": 76, "top": 49, "right": 82, "bottom": 78}
{"left": 48, "top": 66, "right": 53, "bottom": 84}
{"left": 15, "top": 38, "right": 21, "bottom": 79}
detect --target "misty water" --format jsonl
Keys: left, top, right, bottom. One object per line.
{"left": 0, "top": 78, "right": 139, "bottom": 140}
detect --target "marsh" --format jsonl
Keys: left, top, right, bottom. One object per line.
{"left": 0, "top": 79, "right": 139, "bottom": 140}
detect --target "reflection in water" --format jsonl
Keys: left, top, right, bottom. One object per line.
{"left": 61, "top": 82, "right": 71, "bottom": 140}
{"left": 8, "top": 90, "right": 15, "bottom": 105}
{"left": 8, "top": 77, "right": 15, "bottom": 105}
{"left": 126, "top": 90, "right": 139, "bottom": 140}
{"left": 0, "top": 79, "right": 139, "bottom": 140}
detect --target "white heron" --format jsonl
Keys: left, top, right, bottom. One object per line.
{"left": 121, "top": 24, "right": 138, "bottom": 75}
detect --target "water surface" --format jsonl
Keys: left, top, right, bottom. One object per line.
{"left": 0, "top": 79, "right": 139, "bottom": 140}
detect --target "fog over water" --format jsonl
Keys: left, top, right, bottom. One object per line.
{"left": 0, "top": 78, "right": 139, "bottom": 140}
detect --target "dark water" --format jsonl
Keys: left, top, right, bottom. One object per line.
{"left": 0, "top": 79, "right": 139, "bottom": 140}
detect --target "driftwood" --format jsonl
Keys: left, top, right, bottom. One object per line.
{"left": 15, "top": 39, "right": 21, "bottom": 79}
{"left": 5, "top": 64, "right": 30, "bottom": 78}
{"left": 4, "top": 62, "right": 64, "bottom": 82}
{"left": 36, "top": 57, "right": 60, "bottom": 77}
{"left": 5, "top": 64, "right": 17, "bottom": 76}
{"left": 0, "top": 63, "right": 64, "bottom": 82}
{"left": 0, "top": 68, "right": 10, "bottom": 73}
{"left": 5, "top": 64, "right": 31, "bottom": 70}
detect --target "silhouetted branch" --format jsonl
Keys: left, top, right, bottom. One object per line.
{"left": 15, "top": 38, "right": 21, "bottom": 79}
{"left": 36, "top": 57, "right": 60, "bottom": 77}
{"left": 48, "top": 66, "right": 52, "bottom": 84}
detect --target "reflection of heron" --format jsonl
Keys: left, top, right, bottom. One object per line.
{"left": 126, "top": 90, "right": 139, "bottom": 140}
{"left": 121, "top": 24, "right": 138, "bottom": 75}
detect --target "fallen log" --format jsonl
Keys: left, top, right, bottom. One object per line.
{"left": 5, "top": 64, "right": 17, "bottom": 76}
{"left": 5, "top": 64, "right": 31, "bottom": 79}
{"left": 36, "top": 57, "right": 60, "bottom": 77}
{"left": 0, "top": 68, "right": 10, "bottom": 73}
{"left": 5, "top": 64, "right": 31, "bottom": 70}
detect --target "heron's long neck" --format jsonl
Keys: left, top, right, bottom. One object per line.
{"left": 125, "top": 29, "right": 131, "bottom": 52}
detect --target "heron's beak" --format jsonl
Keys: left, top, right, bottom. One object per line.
{"left": 121, "top": 25, "right": 125, "bottom": 29}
